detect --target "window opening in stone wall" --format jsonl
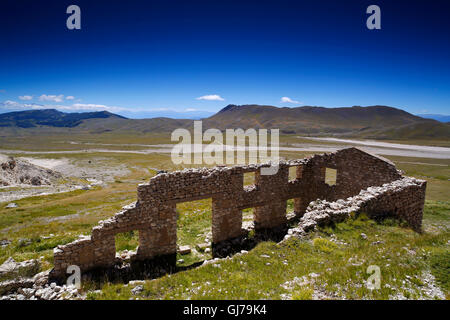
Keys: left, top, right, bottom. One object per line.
{"left": 115, "top": 230, "right": 139, "bottom": 261}
{"left": 287, "top": 198, "right": 297, "bottom": 219}
{"left": 325, "top": 167, "right": 337, "bottom": 186}
{"left": 176, "top": 198, "right": 213, "bottom": 267}
{"left": 289, "top": 166, "right": 299, "bottom": 182}
{"left": 242, "top": 207, "right": 255, "bottom": 238}
{"left": 243, "top": 172, "right": 256, "bottom": 188}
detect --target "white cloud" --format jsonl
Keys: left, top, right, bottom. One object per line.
{"left": 66, "top": 96, "right": 75, "bottom": 100}
{"left": 185, "top": 108, "right": 198, "bottom": 112}
{"left": 19, "top": 95, "right": 33, "bottom": 101}
{"left": 196, "top": 94, "right": 225, "bottom": 101}
{"left": 2, "top": 100, "right": 21, "bottom": 108}
{"left": 280, "top": 96, "right": 301, "bottom": 104}
{"left": 39, "top": 94, "right": 64, "bottom": 103}
{"left": 146, "top": 108, "right": 170, "bottom": 111}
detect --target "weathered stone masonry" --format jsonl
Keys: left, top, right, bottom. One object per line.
{"left": 51, "top": 148, "right": 426, "bottom": 278}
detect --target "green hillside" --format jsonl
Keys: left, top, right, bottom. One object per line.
{"left": 0, "top": 105, "right": 448, "bottom": 141}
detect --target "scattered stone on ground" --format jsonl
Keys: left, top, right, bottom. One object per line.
{"left": 131, "top": 285, "right": 144, "bottom": 295}
{"left": 17, "top": 238, "right": 32, "bottom": 247}
{"left": 0, "top": 263, "right": 84, "bottom": 300}
{"left": 178, "top": 245, "right": 191, "bottom": 255}
{"left": 388, "top": 270, "right": 446, "bottom": 300}
{"left": 196, "top": 243, "right": 210, "bottom": 251}
{"left": 280, "top": 272, "right": 342, "bottom": 300}
{"left": 0, "top": 240, "right": 11, "bottom": 248}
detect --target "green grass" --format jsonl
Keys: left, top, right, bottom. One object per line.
{"left": 429, "top": 251, "right": 450, "bottom": 293}
{"left": 85, "top": 201, "right": 449, "bottom": 300}
{"left": 115, "top": 231, "right": 139, "bottom": 252}
{"left": 292, "top": 287, "right": 314, "bottom": 300}
{"left": 175, "top": 199, "right": 214, "bottom": 266}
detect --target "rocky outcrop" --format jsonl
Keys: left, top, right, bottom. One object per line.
{"left": 0, "top": 257, "right": 40, "bottom": 281}
{"left": 0, "top": 156, "right": 62, "bottom": 187}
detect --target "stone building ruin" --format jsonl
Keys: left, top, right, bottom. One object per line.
{"left": 51, "top": 148, "right": 426, "bottom": 279}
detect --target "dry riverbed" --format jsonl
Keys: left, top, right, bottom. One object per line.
{"left": 2, "top": 137, "right": 449, "bottom": 159}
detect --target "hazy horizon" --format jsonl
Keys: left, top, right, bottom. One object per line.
{"left": 1, "top": 104, "right": 450, "bottom": 121}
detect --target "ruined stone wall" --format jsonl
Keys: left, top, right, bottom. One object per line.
{"left": 51, "top": 148, "right": 424, "bottom": 279}
{"left": 286, "top": 176, "right": 426, "bottom": 239}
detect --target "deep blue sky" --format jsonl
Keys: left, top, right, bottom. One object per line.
{"left": 0, "top": 0, "right": 449, "bottom": 118}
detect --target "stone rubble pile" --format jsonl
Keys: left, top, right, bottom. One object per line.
{"left": 0, "top": 260, "right": 83, "bottom": 300}
{"left": 0, "top": 257, "right": 40, "bottom": 280}
{"left": 0, "top": 277, "right": 84, "bottom": 300}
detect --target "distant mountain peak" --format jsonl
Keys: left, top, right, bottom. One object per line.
{"left": 218, "top": 104, "right": 240, "bottom": 113}
{"left": 203, "top": 104, "right": 448, "bottom": 140}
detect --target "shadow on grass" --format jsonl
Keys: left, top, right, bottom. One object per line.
{"left": 64, "top": 212, "right": 415, "bottom": 289}
{"left": 71, "top": 224, "right": 292, "bottom": 287}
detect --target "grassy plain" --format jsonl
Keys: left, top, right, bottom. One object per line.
{"left": 0, "top": 134, "right": 448, "bottom": 299}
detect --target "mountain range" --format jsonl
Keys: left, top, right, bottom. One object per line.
{"left": 0, "top": 105, "right": 449, "bottom": 140}
{"left": 0, "top": 109, "right": 126, "bottom": 128}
